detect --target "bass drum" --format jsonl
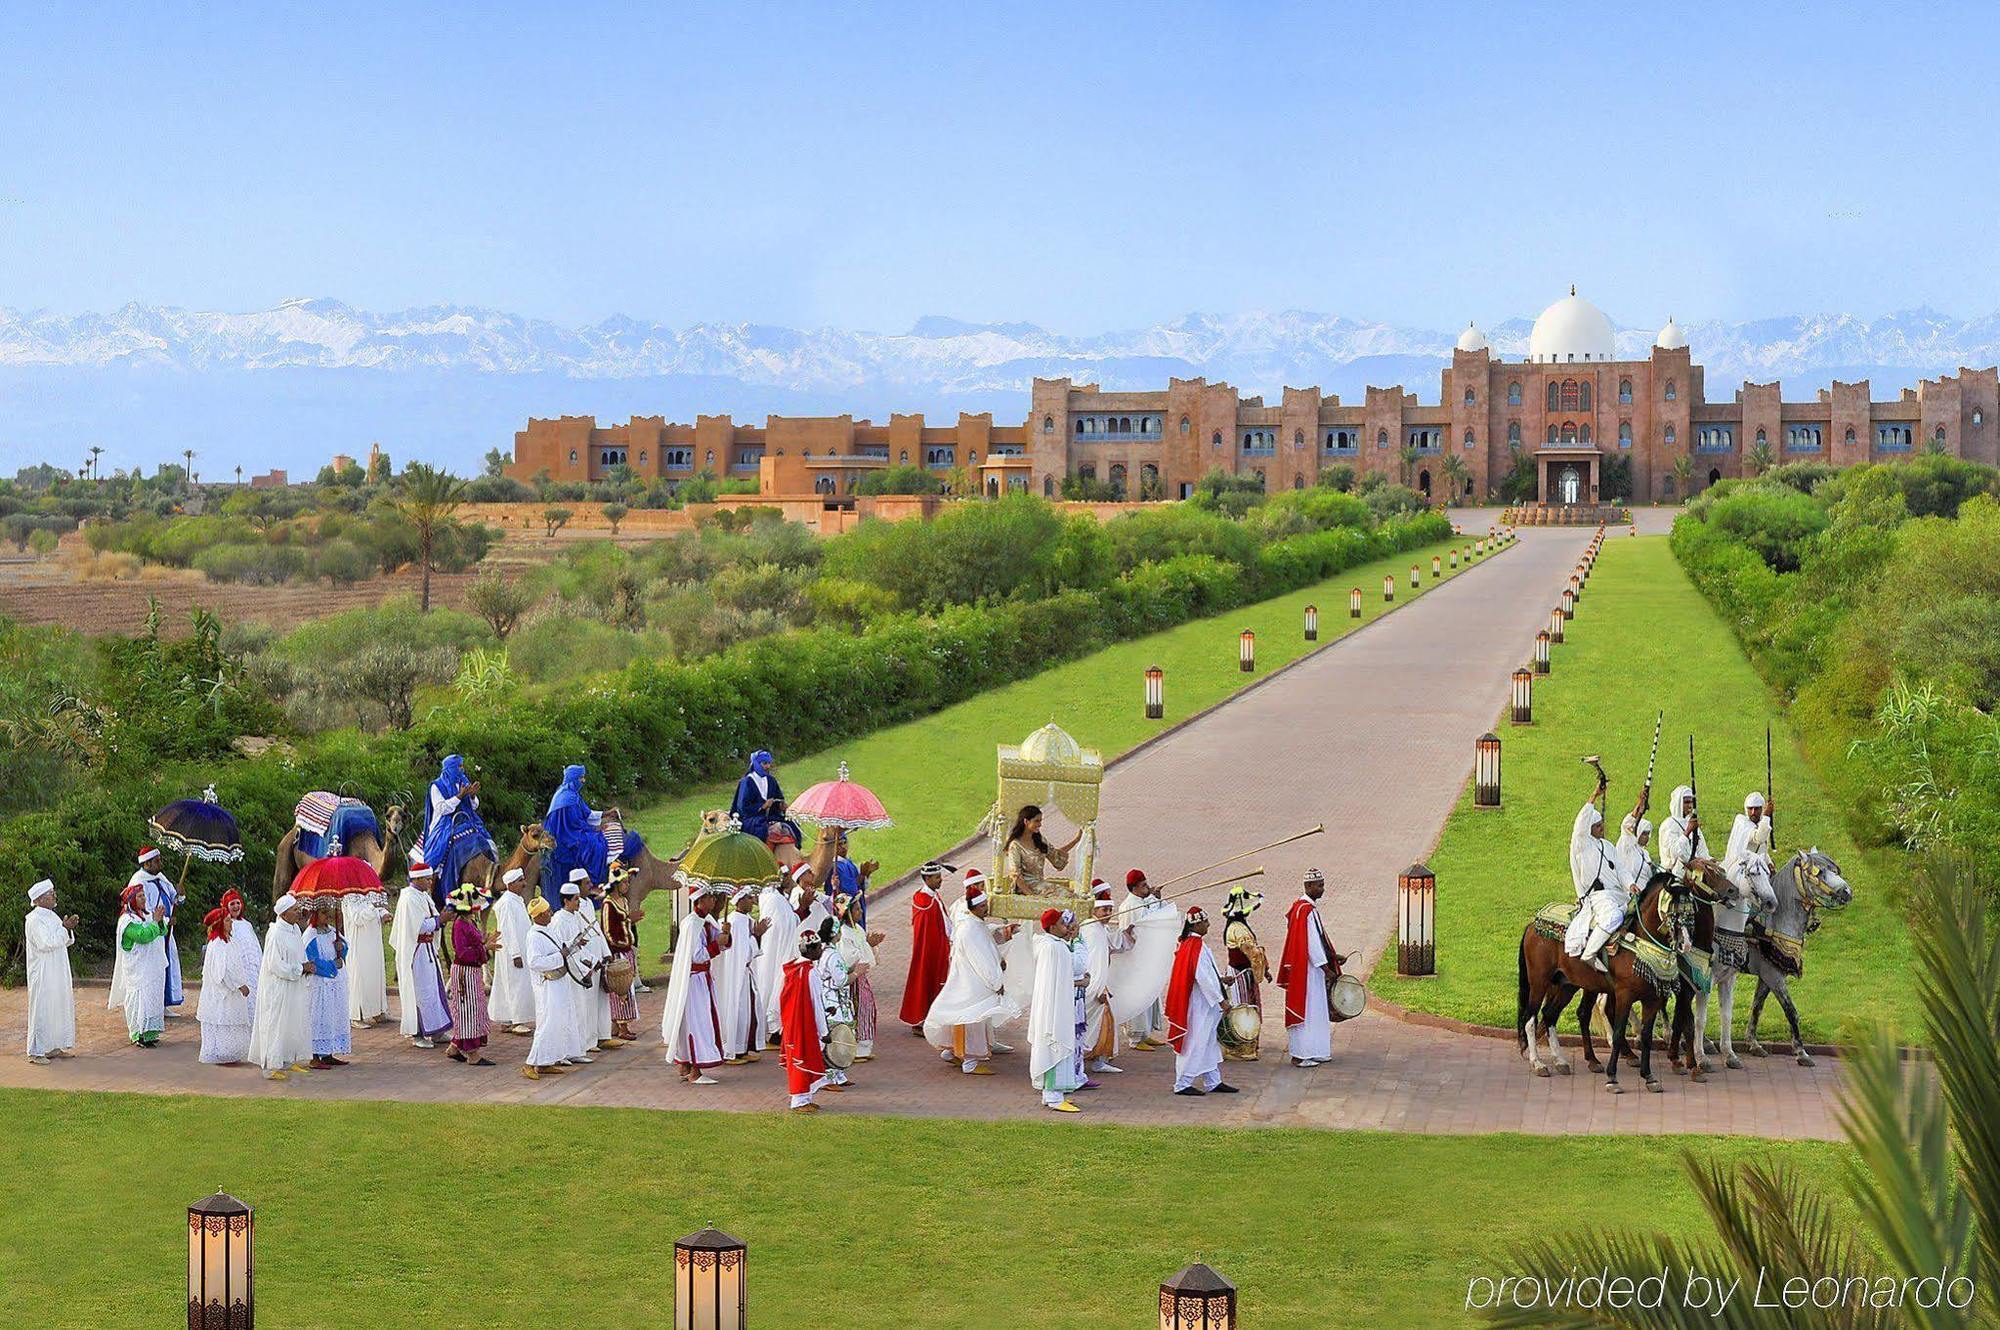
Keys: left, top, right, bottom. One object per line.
{"left": 1222, "top": 1002, "right": 1262, "bottom": 1046}
{"left": 824, "top": 1022, "right": 858, "bottom": 1068}
{"left": 1330, "top": 974, "right": 1367, "bottom": 1022}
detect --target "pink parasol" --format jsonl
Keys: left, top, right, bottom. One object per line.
{"left": 789, "top": 761, "right": 894, "bottom": 831}
{"left": 289, "top": 855, "right": 384, "bottom": 903}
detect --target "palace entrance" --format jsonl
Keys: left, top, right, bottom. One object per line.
{"left": 1533, "top": 448, "right": 1600, "bottom": 506}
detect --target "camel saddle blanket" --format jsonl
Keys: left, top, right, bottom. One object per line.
{"left": 294, "top": 793, "right": 378, "bottom": 858}
{"left": 1530, "top": 900, "right": 1579, "bottom": 941}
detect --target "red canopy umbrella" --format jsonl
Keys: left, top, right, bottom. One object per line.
{"left": 289, "top": 855, "right": 383, "bottom": 904}
{"left": 790, "top": 761, "right": 894, "bottom": 831}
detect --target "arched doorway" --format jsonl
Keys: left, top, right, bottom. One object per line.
{"left": 1558, "top": 465, "right": 1581, "bottom": 505}
{"left": 986, "top": 477, "right": 999, "bottom": 497}
{"left": 1418, "top": 469, "right": 1432, "bottom": 498}
{"left": 1707, "top": 467, "right": 1722, "bottom": 489}
{"left": 1108, "top": 463, "right": 1128, "bottom": 499}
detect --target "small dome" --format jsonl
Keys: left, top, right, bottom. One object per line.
{"left": 1528, "top": 286, "right": 1616, "bottom": 363}
{"left": 1655, "top": 316, "right": 1687, "bottom": 351}
{"left": 1018, "top": 720, "right": 1083, "bottom": 766}
{"left": 1455, "top": 321, "right": 1489, "bottom": 353}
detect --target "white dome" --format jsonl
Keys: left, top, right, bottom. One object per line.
{"left": 1528, "top": 287, "right": 1616, "bottom": 363}
{"left": 1455, "top": 321, "right": 1489, "bottom": 352}
{"left": 1655, "top": 316, "right": 1687, "bottom": 350}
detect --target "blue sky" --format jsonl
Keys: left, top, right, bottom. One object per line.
{"left": 3, "top": 3, "right": 1996, "bottom": 333}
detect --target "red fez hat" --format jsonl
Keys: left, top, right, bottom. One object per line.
{"left": 1125, "top": 868, "right": 1146, "bottom": 887}
{"left": 1039, "top": 907, "right": 1064, "bottom": 931}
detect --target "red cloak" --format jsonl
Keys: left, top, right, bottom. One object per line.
{"left": 779, "top": 958, "right": 825, "bottom": 1095}
{"left": 898, "top": 887, "right": 951, "bottom": 1026}
{"left": 1162, "top": 935, "right": 1205, "bottom": 1053}
{"left": 1277, "top": 897, "right": 1327, "bottom": 1029}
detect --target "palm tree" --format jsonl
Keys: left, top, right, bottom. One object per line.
{"left": 1440, "top": 454, "right": 1470, "bottom": 507}
{"left": 182, "top": 449, "right": 196, "bottom": 495}
{"left": 392, "top": 462, "right": 468, "bottom": 612}
{"left": 1748, "top": 438, "right": 1776, "bottom": 475}
{"left": 1397, "top": 444, "right": 1421, "bottom": 488}
{"left": 1671, "top": 455, "right": 1693, "bottom": 500}
{"left": 234, "top": 464, "right": 243, "bottom": 488}
{"left": 88, "top": 445, "right": 104, "bottom": 481}
{"left": 1483, "top": 857, "right": 1997, "bottom": 1329}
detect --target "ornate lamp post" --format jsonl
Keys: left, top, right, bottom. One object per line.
{"left": 1534, "top": 628, "right": 1552, "bottom": 674}
{"left": 1144, "top": 665, "right": 1164, "bottom": 720}
{"left": 1382, "top": 574, "right": 1395, "bottom": 603}
{"left": 1549, "top": 606, "right": 1565, "bottom": 645}
{"left": 1511, "top": 666, "right": 1533, "bottom": 724}
{"left": 1473, "top": 732, "right": 1502, "bottom": 808}
{"left": 1449, "top": 548, "right": 1459, "bottom": 570}
{"left": 1561, "top": 586, "right": 1576, "bottom": 620}
{"left": 188, "top": 1190, "right": 253, "bottom": 1329}
{"left": 1303, "top": 603, "right": 1318, "bottom": 641}
{"left": 1409, "top": 563, "right": 1420, "bottom": 590}
{"left": 1430, "top": 555, "right": 1442, "bottom": 579}
{"left": 1349, "top": 586, "right": 1362, "bottom": 618}
{"left": 1238, "top": 629, "right": 1255, "bottom": 673}
{"left": 675, "top": 1225, "right": 748, "bottom": 1330}
{"left": 1160, "top": 1263, "right": 1237, "bottom": 1330}
{"left": 1398, "top": 862, "right": 1436, "bottom": 976}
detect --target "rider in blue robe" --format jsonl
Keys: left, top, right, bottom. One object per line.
{"left": 540, "top": 764, "right": 646, "bottom": 907}
{"left": 731, "top": 750, "right": 802, "bottom": 847}
{"left": 419, "top": 754, "right": 494, "bottom": 905}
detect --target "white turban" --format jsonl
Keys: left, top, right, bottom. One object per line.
{"left": 1637, "top": 818, "right": 1653, "bottom": 840}
{"left": 275, "top": 893, "right": 298, "bottom": 915}
{"left": 27, "top": 879, "right": 55, "bottom": 904}
{"left": 559, "top": 882, "right": 581, "bottom": 897}
{"left": 501, "top": 867, "right": 525, "bottom": 885}
{"left": 567, "top": 868, "right": 591, "bottom": 884}
{"left": 1744, "top": 792, "right": 1766, "bottom": 809}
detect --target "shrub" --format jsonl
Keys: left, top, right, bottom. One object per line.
{"left": 855, "top": 465, "right": 944, "bottom": 496}
{"left": 193, "top": 541, "right": 309, "bottom": 584}
{"left": 310, "top": 538, "right": 373, "bottom": 585}
{"left": 466, "top": 569, "right": 542, "bottom": 640}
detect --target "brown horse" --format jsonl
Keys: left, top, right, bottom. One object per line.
{"left": 273, "top": 802, "right": 406, "bottom": 901}
{"left": 1516, "top": 872, "right": 1691, "bottom": 1094}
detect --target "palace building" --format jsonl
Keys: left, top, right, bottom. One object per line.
{"left": 508, "top": 290, "right": 2000, "bottom": 507}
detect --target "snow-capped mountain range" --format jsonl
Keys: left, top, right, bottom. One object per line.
{"left": 5, "top": 298, "right": 2000, "bottom": 394}
{"left": 5, "top": 299, "right": 1999, "bottom": 472}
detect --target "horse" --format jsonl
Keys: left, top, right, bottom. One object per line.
{"left": 1664, "top": 881, "right": 1716, "bottom": 1081}
{"left": 1697, "top": 847, "right": 1850, "bottom": 1070}
{"left": 273, "top": 800, "right": 406, "bottom": 901}
{"left": 1517, "top": 870, "right": 1714, "bottom": 1093}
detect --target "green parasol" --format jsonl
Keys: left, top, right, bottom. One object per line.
{"left": 673, "top": 816, "right": 782, "bottom": 893}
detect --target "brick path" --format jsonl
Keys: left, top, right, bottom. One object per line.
{"left": 0, "top": 521, "right": 1845, "bottom": 1140}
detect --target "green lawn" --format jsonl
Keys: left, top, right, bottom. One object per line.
{"left": 632, "top": 534, "right": 1497, "bottom": 873}
{"left": 0, "top": 1087, "right": 1854, "bottom": 1329}
{"left": 1373, "top": 536, "right": 1921, "bottom": 1045}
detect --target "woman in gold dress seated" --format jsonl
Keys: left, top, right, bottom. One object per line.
{"left": 1003, "top": 804, "right": 1083, "bottom": 896}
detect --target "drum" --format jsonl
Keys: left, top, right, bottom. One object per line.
{"left": 824, "top": 1022, "right": 858, "bottom": 1068}
{"left": 1223, "top": 1002, "right": 1262, "bottom": 1045}
{"left": 1329, "top": 974, "right": 1368, "bottom": 1022}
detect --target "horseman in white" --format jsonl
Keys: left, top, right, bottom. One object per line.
{"left": 1563, "top": 761, "right": 1634, "bottom": 970}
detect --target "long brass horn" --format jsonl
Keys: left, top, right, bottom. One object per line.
{"left": 1146, "top": 824, "right": 1324, "bottom": 891}
{"left": 1149, "top": 866, "right": 1266, "bottom": 908}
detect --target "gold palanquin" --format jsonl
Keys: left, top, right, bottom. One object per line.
{"left": 981, "top": 720, "right": 1102, "bottom": 920}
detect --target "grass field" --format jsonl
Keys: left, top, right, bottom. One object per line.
{"left": 1372, "top": 536, "right": 1921, "bottom": 1045}
{"left": 631, "top": 534, "right": 1493, "bottom": 874}
{"left": 0, "top": 1087, "right": 1855, "bottom": 1329}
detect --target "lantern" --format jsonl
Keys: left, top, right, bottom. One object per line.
{"left": 675, "top": 1225, "right": 747, "bottom": 1330}
{"left": 1398, "top": 861, "right": 1436, "bottom": 975}
{"left": 1570, "top": 573, "right": 1583, "bottom": 603}
{"left": 1534, "top": 629, "right": 1551, "bottom": 674}
{"left": 188, "top": 1190, "right": 253, "bottom": 1330}
{"left": 1303, "top": 603, "right": 1318, "bottom": 641}
{"left": 1144, "top": 665, "right": 1164, "bottom": 720}
{"left": 1160, "top": 1263, "right": 1237, "bottom": 1330}
{"left": 1238, "top": 629, "right": 1255, "bottom": 673}
{"left": 1476, "top": 538, "right": 1485, "bottom": 556}
{"left": 1449, "top": 549, "right": 1458, "bottom": 570}
{"left": 1474, "top": 732, "right": 1502, "bottom": 808}
{"left": 1409, "top": 564, "right": 1420, "bottom": 590}
{"left": 1349, "top": 586, "right": 1362, "bottom": 618}
{"left": 1382, "top": 574, "right": 1394, "bottom": 603}
{"left": 1511, "top": 666, "right": 1533, "bottom": 724}
{"left": 1561, "top": 587, "right": 1575, "bottom": 620}
{"left": 1549, "top": 606, "right": 1565, "bottom": 645}
{"left": 1430, "top": 555, "right": 1442, "bottom": 579}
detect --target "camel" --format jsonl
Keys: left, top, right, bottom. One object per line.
{"left": 475, "top": 822, "right": 555, "bottom": 893}
{"left": 273, "top": 802, "right": 406, "bottom": 901}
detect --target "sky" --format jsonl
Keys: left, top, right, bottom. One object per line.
{"left": 3, "top": 4, "right": 1998, "bottom": 334}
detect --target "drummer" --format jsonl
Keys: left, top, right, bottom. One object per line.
{"left": 1276, "top": 869, "right": 1341, "bottom": 1069}
{"left": 1002, "top": 805, "right": 1082, "bottom": 895}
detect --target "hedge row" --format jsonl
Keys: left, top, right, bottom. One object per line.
{"left": 0, "top": 510, "right": 1449, "bottom": 971}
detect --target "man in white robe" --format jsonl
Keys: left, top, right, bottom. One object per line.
{"left": 576, "top": 875, "right": 618, "bottom": 1050}
{"left": 1564, "top": 774, "right": 1634, "bottom": 968}
{"left": 127, "top": 847, "right": 184, "bottom": 1014}
{"left": 114, "top": 886, "right": 169, "bottom": 1047}
{"left": 1077, "top": 883, "right": 1128, "bottom": 1074}
{"left": 1658, "top": 785, "right": 1712, "bottom": 889}
{"left": 247, "top": 895, "right": 314, "bottom": 1080}
{"left": 659, "top": 885, "right": 729, "bottom": 1083}
{"left": 342, "top": 889, "right": 392, "bottom": 1027}
{"left": 1617, "top": 814, "right": 1657, "bottom": 889}
{"left": 760, "top": 867, "right": 830, "bottom": 1041}
{"left": 222, "top": 890, "right": 262, "bottom": 1007}
{"left": 753, "top": 876, "right": 795, "bottom": 1048}
{"left": 1117, "top": 868, "right": 1175, "bottom": 1049}
{"left": 1028, "top": 909, "right": 1083, "bottom": 1112}
{"left": 390, "top": 861, "right": 452, "bottom": 1047}
{"left": 1724, "top": 792, "right": 1778, "bottom": 920}
{"left": 716, "top": 887, "right": 763, "bottom": 1062}
{"left": 522, "top": 896, "right": 575, "bottom": 1079}
{"left": 1166, "top": 908, "right": 1233, "bottom": 1095}
{"left": 23, "top": 880, "right": 77, "bottom": 1064}
{"left": 1278, "top": 870, "right": 1335, "bottom": 1067}
{"left": 922, "top": 875, "right": 1020, "bottom": 1074}
{"left": 488, "top": 868, "right": 537, "bottom": 1035}
{"left": 550, "top": 879, "right": 595, "bottom": 1064}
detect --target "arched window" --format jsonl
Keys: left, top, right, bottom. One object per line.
{"left": 1180, "top": 415, "right": 1191, "bottom": 435}
{"left": 1293, "top": 473, "right": 1304, "bottom": 490}
{"left": 1845, "top": 427, "right": 1857, "bottom": 444}
{"left": 803, "top": 448, "right": 811, "bottom": 458}
{"left": 1293, "top": 429, "right": 1304, "bottom": 450}
{"left": 1043, "top": 415, "right": 1054, "bottom": 434}
{"left": 638, "top": 449, "right": 648, "bottom": 464}
{"left": 1119, "top": 417, "right": 1132, "bottom": 433}
{"left": 1507, "top": 422, "right": 1521, "bottom": 447}
{"left": 1417, "top": 469, "right": 1431, "bottom": 497}
{"left": 1618, "top": 422, "right": 1632, "bottom": 448}
{"left": 1546, "top": 425, "right": 1558, "bottom": 444}
{"left": 1664, "top": 427, "right": 1677, "bottom": 445}
{"left": 1618, "top": 379, "right": 1633, "bottom": 405}
{"left": 1074, "top": 418, "right": 1084, "bottom": 436}
{"left": 1546, "top": 382, "right": 1560, "bottom": 411}
{"left": 704, "top": 449, "right": 715, "bottom": 465}
{"left": 1464, "top": 476, "right": 1475, "bottom": 498}
{"left": 1579, "top": 424, "right": 1592, "bottom": 444}
{"left": 1253, "top": 468, "right": 1266, "bottom": 486}
{"left": 1665, "top": 381, "right": 1678, "bottom": 401}
{"left": 1463, "top": 428, "right": 1475, "bottom": 450}
{"left": 1376, "top": 429, "right": 1388, "bottom": 450}
{"left": 1756, "top": 428, "right": 1766, "bottom": 444}
{"left": 1043, "top": 474, "right": 1055, "bottom": 497}
{"left": 568, "top": 450, "right": 579, "bottom": 463}
{"left": 1975, "top": 410, "right": 1985, "bottom": 428}
{"left": 1108, "top": 463, "right": 1128, "bottom": 498}
{"left": 1507, "top": 381, "right": 1522, "bottom": 406}
{"left": 1560, "top": 423, "right": 1578, "bottom": 445}
{"left": 1463, "top": 388, "right": 1476, "bottom": 406}
{"left": 1212, "top": 431, "right": 1223, "bottom": 450}
{"left": 899, "top": 450, "right": 909, "bottom": 464}
{"left": 1936, "top": 425, "right": 1947, "bottom": 446}
{"left": 1578, "top": 382, "right": 1592, "bottom": 412}
{"left": 968, "top": 450, "right": 978, "bottom": 465}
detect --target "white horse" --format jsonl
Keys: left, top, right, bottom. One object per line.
{"left": 1694, "top": 846, "right": 1850, "bottom": 1070}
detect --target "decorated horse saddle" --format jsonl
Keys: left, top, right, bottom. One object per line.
{"left": 1530, "top": 899, "right": 1580, "bottom": 940}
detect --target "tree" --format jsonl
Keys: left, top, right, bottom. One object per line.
{"left": 1748, "top": 438, "right": 1777, "bottom": 475}
{"left": 601, "top": 502, "right": 630, "bottom": 535}
{"left": 1317, "top": 463, "right": 1357, "bottom": 493}
{"left": 1440, "top": 454, "right": 1470, "bottom": 506}
{"left": 1599, "top": 452, "right": 1633, "bottom": 503}
{"left": 1672, "top": 455, "right": 1694, "bottom": 500}
{"left": 334, "top": 641, "right": 456, "bottom": 731}
{"left": 181, "top": 449, "right": 196, "bottom": 496}
{"left": 541, "top": 506, "right": 573, "bottom": 538}
{"left": 483, "top": 448, "right": 511, "bottom": 479}
{"left": 88, "top": 446, "right": 103, "bottom": 482}
{"left": 234, "top": 465, "right": 243, "bottom": 487}
{"left": 1397, "top": 444, "right": 1420, "bottom": 487}
{"left": 1484, "top": 857, "right": 1997, "bottom": 1330}
{"left": 466, "top": 569, "right": 539, "bottom": 640}
{"left": 391, "top": 462, "right": 468, "bottom": 612}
